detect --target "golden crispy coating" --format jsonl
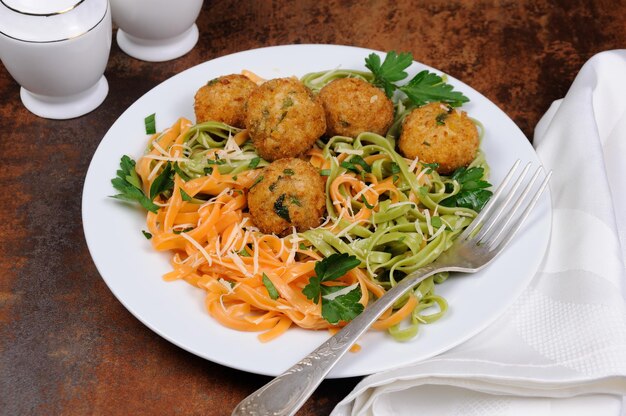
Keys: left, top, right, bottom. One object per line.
{"left": 244, "top": 78, "right": 326, "bottom": 161}
{"left": 319, "top": 77, "right": 394, "bottom": 138}
{"left": 194, "top": 74, "right": 257, "bottom": 128}
{"left": 248, "top": 158, "right": 326, "bottom": 236}
{"left": 398, "top": 102, "right": 479, "bottom": 174}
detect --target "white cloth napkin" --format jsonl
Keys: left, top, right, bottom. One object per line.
{"left": 332, "top": 50, "right": 626, "bottom": 416}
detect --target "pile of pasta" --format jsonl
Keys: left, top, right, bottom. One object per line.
{"left": 133, "top": 113, "right": 487, "bottom": 342}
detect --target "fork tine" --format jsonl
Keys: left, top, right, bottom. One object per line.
{"left": 473, "top": 162, "right": 533, "bottom": 242}
{"left": 484, "top": 166, "right": 543, "bottom": 245}
{"left": 487, "top": 168, "right": 552, "bottom": 250}
{"left": 473, "top": 162, "right": 534, "bottom": 243}
{"left": 460, "top": 159, "right": 523, "bottom": 240}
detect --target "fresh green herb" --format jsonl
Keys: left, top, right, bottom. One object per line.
{"left": 365, "top": 51, "right": 413, "bottom": 97}
{"left": 422, "top": 162, "right": 439, "bottom": 173}
{"left": 352, "top": 155, "right": 371, "bottom": 172}
{"left": 204, "top": 166, "right": 214, "bottom": 175}
{"left": 299, "top": 243, "right": 308, "bottom": 250}
{"left": 238, "top": 248, "right": 251, "bottom": 257}
{"left": 399, "top": 70, "right": 469, "bottom": 107}
{"left": 364, "top": 51, "right": 469, "bottom": 107}
{"left": 269, "top": 175, "right": 283, "bottom": 192}
{"left": 302, "top": 253, "right": 363, "bottom": 324}
{"left": 250, "top": 175, "right": 264, "bottom": 189}
{"left": 248, "top": 157, "right": 261, "bottom": 169}
{"left": 361, "top": 195, "right": 374, "bottom": 209}
{"left": 110, "top": 155, "right": 159, "bottom": 213}
{"left": 206, "top": 78, "right": 219, "bottom": 86}
{"left": 274, "top": 194, "right": 291, "bottom": 222}
{"left": 207, "top": 158, "right": 226, "bottom": 165}
{"left": 149, "top": 163, "right": 174, "bottom": 200}
{"left": 320, "top": 169, "right": 331, "bottom": 176}
{"left": 436, "top": 112, "right": 448, "bottom": 125}
{"left": 262, "top": 273, "right": 280, "bottom": 300}
{"left": 320, "top": 285, "right": 363, "bottom": 324}
{"left": 173, "top": 163, "right": 191, "bottom": 181}
{"left": 180, "top": 188, "right": 192, "bottom": 202}
{"left": 144, "top": 113, "right": 156, "bottom": 134}
{"left": 390, "top": 162, "right": 401, "bottom": 174}
{"left": 341, "top": 155, "right": 371, "bottom": 174}
{"left": 232, "top": 175, "right": 238, "bottom": 181}
{"left": 441, "top": 167, "right": 493, "bottom": 211}
{"left": 290, "top": 196, "right": 302, "bottom": 206}
{"left": 173, "top": 227, "right": 192, "bottom": 234}
{"left": 283, "top": 168, "right": 295, "bottom": 176}
{"left": 142, "top": 230, "right": 152, "bottom": 239}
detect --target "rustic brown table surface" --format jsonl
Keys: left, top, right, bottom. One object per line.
{"left": 2, "top": 1, "right": 625, "bottom": 415}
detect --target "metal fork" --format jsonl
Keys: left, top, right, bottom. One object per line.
{"left": 232, "top": 160, "right": 552, "bottom": 416}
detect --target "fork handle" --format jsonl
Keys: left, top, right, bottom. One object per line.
{"left": 231, "top": 265, "right": 440, "bottom": 416}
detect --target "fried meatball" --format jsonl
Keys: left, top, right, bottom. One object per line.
{"left": 398, "top": 102, "right": 479, "bottom": 174}
{"left": 244, "top": 78, "right": 326, "bottom": 161}
{"left": 319, "top": 77, "right": 394, "bottom": 138}
{"left": 194, "top": 74, "right": 257, "bottom": 127}
{"left": 248, "top": 158, "right": 326, "bottom": 236}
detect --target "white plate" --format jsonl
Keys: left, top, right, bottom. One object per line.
{"left": 82, "top": 44, "right": 552, "bottom": 378}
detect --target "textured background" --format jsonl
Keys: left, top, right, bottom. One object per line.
{"left": 1, "top": 1, "right": 625, "bottom": 414}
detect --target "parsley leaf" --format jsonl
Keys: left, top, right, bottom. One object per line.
{"left": 441, "top": 167, "right": 493, "bottom": 211}
{"left": 321, "top": 285, "right": 364, "bottom": 324}
{"left": 110, "top": 155, "right": 159, "bottom": 213}
{"left": 365, "top": 51, "right": 413, "bottom": 97}
{"left": 302, "top": 275, "right": 321, "bottom": 303}
{"left": 144, "top": 113, "right": 156, "bottom": 134}
{"left": 315, "top": 252, "right": 361, "bottom": 282}
{"left": 422, "top": 162, "right": 439, "bottom": 174}
{"left": 149, "top": 163, "right": 174, "bottom": 200}
{"left": 340, "top": 155, "right": 371, "bottom": 174}
{"left": 250, "top": 175, "right": 264, "bottom": 189}
{"left": 172, "top": 163, "right": 191, "bottom": 181}
{"left": 302, "top": 253, "right": 362, "bottom": 323}
{"left": 262, "top": 273, "right": 280, "bottom": 300}
{"left": 399, "top": 70, "right": 469, "bottom": 107}
{"left": 248, "top": 157, "right": 261, "bottom": 169}
{"left": 274, "top": 194, "right": 291, "bottom": 222}
{"left": 364, "top": 51, "right": 470, "bottom": 107}
{"left": 361, "top": 195, "right": 375, "bottom": 209}
{"left": 180, "top": 188, "right": 192, "bottom": 201}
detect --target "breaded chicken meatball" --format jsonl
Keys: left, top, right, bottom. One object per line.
{"left": 248, "top": 158, "right": 326, "bottom": 236}
{"left": 319, "top": 77, "right": 394, "bottom": 138}
{"left": 398, "top": 102, "right": 479, "bottom": 174}
{"left": 194, "top": 74, "right": 257, "bottom": 127}
{"left": 245, "top": 78, "right": 326, "bottom": 161}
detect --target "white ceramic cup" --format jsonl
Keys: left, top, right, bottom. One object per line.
{"left": 110, "top": 0, "right": 203, "bottom": 62}
{"left": 0, "top": 0, "right": 112, "bottom": 119}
